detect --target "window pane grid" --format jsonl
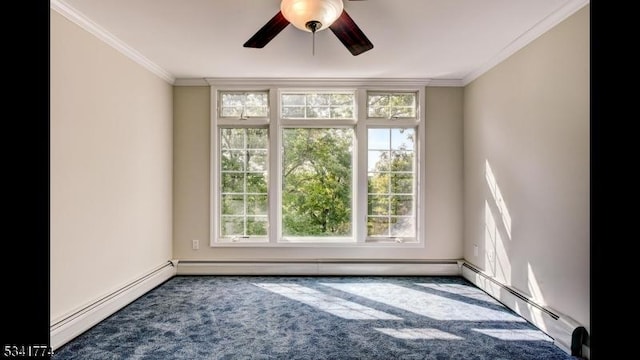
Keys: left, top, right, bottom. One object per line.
{"left": 367, "top": 128, "right": 416, "bottom": 238}
{"left": 282, "top": 92, "right": 355, "bottom": 119}
{"left": 219, "top": 128, "right": 268, "bottom": 238}
{"left": 367, "top": 92, "right": 417, "bottom": 119}
{"left": 220, "top": 91, "right": 269, "bottom": 118}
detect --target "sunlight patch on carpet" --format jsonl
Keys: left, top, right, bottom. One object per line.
{"left": 254, "top": 283, "right": 402, "bottom": 320}
{"left": 472, "top": 329, "right": 553, "bottom": 341}
{"left": 415, "top": 283, "right": 501, "bottom": 304}
{"left": 321, "top": 283, "right": 525, "bottom": 322}
{"left": 374, "top": 328, "right": 464, "bottom": 340}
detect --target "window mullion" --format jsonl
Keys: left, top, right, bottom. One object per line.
{"left": 387, "top": 129, "right": 392, "bottom": 238}
{"left": 270, "top": 88, "right": 279, "bottom": 244}
{"left": 210, "top": 88, "right": 219, "bottom": 246}
{"left": 416, "top": 87, "right": 426, "bottom": 244}
{"left": 356, "top": 89, "right": 368, "bottom": 243}
{"left": 243, "top": 131, "right": 248, "bottom": 237}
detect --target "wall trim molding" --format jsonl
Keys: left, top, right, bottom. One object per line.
{"left": 50, "top": 261, "right": 177, "bottom": 351}
{"left": 462, "top": 0, "right": 590, "bottom": 86}
{"left": 50, "top": 0, "right": 175, "bottom": 84}
{"left": 173, "top": 77, "right": 464, "bottom": 88}
{"left": 427, "top": 79, "right": 465, "bottom": 87}
{"left": 173, "top": 78, "right": 210, "bottom": 86}
{"left": 176, "top": 259, "right": 462, "bottom": 276}
{"left": 461, "top": 262, "right": 589, "bottom": 358}
{"left": 204, "top": 77, "right": 435, "bottom": 88}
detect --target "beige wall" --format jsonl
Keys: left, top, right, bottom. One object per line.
{"left": 463, "top": 5, "right": 589, "bottom": 329}
{"left": 50, "top": 10, "right": 173, "bottom": 322}
{"left": 173, "top": 86, "right": 463, "bottom": 260}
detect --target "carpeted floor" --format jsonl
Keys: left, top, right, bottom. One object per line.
{"left": 54, "top": 276, "right": 579, "bottom": 359}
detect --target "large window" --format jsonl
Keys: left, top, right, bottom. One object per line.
{"left": 212, "top": 83, "right": 424, "bottom": 246}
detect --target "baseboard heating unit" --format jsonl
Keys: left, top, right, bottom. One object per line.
{"left": 176, "top": 259, "right": 461, "bottom": 276}
{"left": 50, "top": 260, "right": 177, "bottom": 351}
{"left": 460, "top": 262, "right": 589, "bottom": 358}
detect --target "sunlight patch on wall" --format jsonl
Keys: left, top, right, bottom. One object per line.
{"left": 494, "top": 214, "right": 511, "bottom": 285}
{"left": 322, "top": 283, "right": 525, "bottom": 322}
{"left": 526, "top": 263, "right": 549, "bottom": 331}
{"left": 484, "top": 159, "right": 512, "bottom": 285}
{"left": 485, "top": 200, "right": 497, "bottom": 277}
{"left": 527, "top": 263, "right": 547, "bottom": 306}
{"left": 485, "top": 160, "right": 512, "bottom": 238}
{"left": 254, "top": 283, "right": 402, "bottom": 320}
{"left": 472, "top": 328, "right": 552, "bottom": 341}
{"left": 375, "top": 328, "right": 463, "bottom": 340}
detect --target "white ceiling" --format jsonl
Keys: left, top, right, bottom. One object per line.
{"left": 52, "top": 0, "right": 588, "bottom": 85}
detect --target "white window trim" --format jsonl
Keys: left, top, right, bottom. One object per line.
{"left": 210, "top": 79, "right": 427, "bottom": 248}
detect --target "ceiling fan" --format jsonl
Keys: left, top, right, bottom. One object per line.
{"left": 243, "top": 0, "right": 373, "bottom": 56}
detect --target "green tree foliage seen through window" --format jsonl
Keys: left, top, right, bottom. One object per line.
{"left": 282, "top": 128, "right": 353, "bottom": 237}
{"left": 220, "top": 128, "right": 268, "bottom": 238}
{"left": 367, "top": 128, "right": 415, "bottom": 238}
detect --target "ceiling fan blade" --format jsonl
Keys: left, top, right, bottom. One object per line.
{"left": 243, "top": 11, "right": 290, "bottom": 48}
{"left": 328, "top": 10, "right": 373, "bottom": 56}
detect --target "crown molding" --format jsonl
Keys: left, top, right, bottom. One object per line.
{"left": 204, "top": 77, "right": 439, "bottom": 88}
{"left": 462, "top": 0, "right": 589, "bottom": 86}
{"left": 175, "top": 77, "right": 465, "bottom": 88}
{"left": 50, "top": 0, "right": 175, "bottom": 84}
{"left": 428, "top": 79, "right": 465, "bottom": 87}
{"left": 173, "top": 78, "right": 209, "bottom": 86}
{"left": 173, "top": 77, "right": 464, "bottom": 88}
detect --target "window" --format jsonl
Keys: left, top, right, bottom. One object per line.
{"left": 281, "top": 127, "right": 354, "bottom": 241}
{"left": 219, "top": 91, "right": 269, "bottom": 118}
{"left": 281, "top": 92, "right": 355, "bottom": 119}
{"left": 212, "top": 83, "right": 424, "bottom": 246}
{"left": 219, "top": 128, "right": 269, "bottom": 242}
{"left": 367, "top": 128, "right": 415, "bottom": 240}
{"left": 367, "top": 92, "right": 417, "bottom": 119}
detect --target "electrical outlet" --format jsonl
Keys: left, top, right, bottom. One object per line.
{"left": 473, "top": 244, "right": 478, "bottom": 257}
{"left": 192, "top": 239, "right": 199, "bottom": 250}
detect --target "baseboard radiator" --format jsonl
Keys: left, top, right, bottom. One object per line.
{"left": 176, "top": 259, "right": 462, "bottom": 276}
{"left": 461, "top": 262, "right": 589, "bottom": 358}
{"left": 50, "top": 260, "right": 177, "bottom": 351}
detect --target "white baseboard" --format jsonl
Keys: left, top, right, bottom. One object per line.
{"left": 50, "top": 261, "right": 177, "bottom": 351}
{"left": 176, "top": 260, "right": 462, "bottom": 276}
{"left": 461, "top": 262, "right": 589, "bottom": 358}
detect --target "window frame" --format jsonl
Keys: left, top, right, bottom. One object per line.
{"left": 217, "top": 126, "right": 270, "bottom": 243}
{"left": 367, "top": 91, "right": 419, "bottom": 119}
{"left": 210, "top": 80, "right": 426, "bottom": 248}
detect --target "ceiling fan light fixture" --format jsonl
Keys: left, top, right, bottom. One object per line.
{"left": 280, "top": 0, "right": 344, "bottom": 32}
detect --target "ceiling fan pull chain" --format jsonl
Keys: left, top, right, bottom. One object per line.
{"left": 305, "top": 20, "right": 321, "bottom": 56}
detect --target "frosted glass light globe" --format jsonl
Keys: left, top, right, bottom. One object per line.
{"left": 281, "top": 0, "right": 344, "bottom": 32}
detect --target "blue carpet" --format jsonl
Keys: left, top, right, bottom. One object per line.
{"left": 54, "top": 276, "right": 578, "bottom": 359}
